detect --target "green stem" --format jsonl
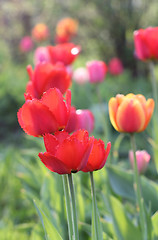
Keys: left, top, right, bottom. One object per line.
{"left": 62, "top": 175, "right": 73, "bottom": 240}
{"left": 96, "top": 83, "right": 109, "bottom": 143}
{"left": 90, "top": 171, "right": 101, "bottom": 240}
{"left": 113, "top": 133, "right": 125, "bottom": 163}
{"left": 149, "top": 61, "right": 158, "bottom": 115}
{"left": 130, "top": 134, "right": 147, "bottom": 240}
{"left": 149, "top": 61, "right": 158, "bottom": 173}
{"left": 68, "top": 173, "right": 79, "bottom": 240}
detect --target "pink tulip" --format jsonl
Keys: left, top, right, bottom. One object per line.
{"left": 108, "top": 57, "right": 123, "bottom": 75}
{"left": 34, "top": 47, "right": 50, "bottom": 65}
{"left": 19, "top": 36, "right": 33, "bottom": 53}
{"left": 65, "top": 106, "right": 78, "bottom": 133}
{"left": 86, "top": 60, "right": 108, "bottom": 83}
{"left": 73, "top": 67, "right": 89, "bottom": 85}
{"left": 129, "top": 150, "right": 151, "bottom": 174}
{"left": 66, "top": 65, "right": 73, "bottom": 78}
{"left": 66, "top": 108, "right": 95, "bottom": 134}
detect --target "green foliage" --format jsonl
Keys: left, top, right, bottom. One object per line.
{"left": 105, "top": 195, "right": 142, "bottom": 240}
{"left": 152, "top": 212, "right": 158, "bottom": 239}
{"left": 107, "top": 165, "right": 158, "bottom": 213}
{"left": 34, "top": 200, "right": 63, "bottom": 240}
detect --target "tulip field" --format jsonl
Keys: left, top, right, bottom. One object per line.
{"left": 1, "top": 1, "right": 158, "bottom": 240}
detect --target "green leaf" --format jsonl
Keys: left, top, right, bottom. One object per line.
{"left": 76, "top": 174, "right": 85, "bottom": 222}
{"left": 105, "top": 195, "right": 141, "bottom": 240}
{"left": 143, "top": 200, "right": 152, "bottom": 240}
{"left": 30, "top": 223, "right": 45, "bottom": 240}
{"left": 150, "top": 114, "right": 158, "bottom": 173}
{"left": 112, "top": 133, "right": 125, "bottom": 163}
{"left": 33, "top": 200, "right": 63, "bottom": 240}
{"left": 107, "top": 165, "right": 158, "bottom": 213}
{"left": 152, "top": 212, "right": 158, "bottom": 239}
{"left": 90, "top": 172, "right": 103, "bottom": 240}
{"left": 101, "top": 218, "right": 116, "bottom": 240}
{"left": 80, "top": 222, "right": 113, "bottom": 240}
{"left": 91, "top": 197, "right": 103, "bottom": 240}
{"left": 107, "top": 165, "right": 134, "bottom": 201}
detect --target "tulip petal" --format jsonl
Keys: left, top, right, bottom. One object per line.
{"left": 99, "top": 141, "right": 111, "bottom": 169}
{"left": 33, "top": 63, "right": 54, "bottom": 98}
{"left": 116, "top": 98, "right": 146, "bottom": 132}
{"left": 71, "top": 129, "right": 89, "bottom": 142}
{"left": 108, "top": 97, "right": 119, "bottom": 131}
{"left": 145, "top": 27, "right": 158, "bottom": 59}
{"left": 26, "top": 81, "right": 36, "bottom": 98}
{"left": 65, "top": 89, "right": 71, "bottom": 112}
{"left": 82, "top": 141, "right": 111, "bottom": 172}
{"left": 134, "top": 29, "right": 150, "bottom": 60}
{"left": 136, "top": 94, "right": 147, "bottom": 110}
{"left": 26, "top": 65, "right": 34, "bottom": 81}
{"left": 39, "top": 152, "right": 71, "bottom": 174}
{"left": 44, "top": 64, "right": 71, "bottom": 94}
{"left": 17, "top": 99, "right": 58, "bottom": 137}
{"left": 47, "top": 43, "right": 80, "bottom": 65}
{"left": 78, "top": 136, "right": 94, "bottom": 170}
{"left": 65, "top": 106, "right": 78, "bottom": 133}
{"left": 55, "top": 139, "right": 88, "bottom": 172}
{"left": 82, "top": 139, "right": 104, "bottom": 172}
{"left": 41, "top": 88, "right": 69, "bottom": 127}
{"left": 54, "top": 131, "right": 70, "bottom": 144}
{"left": 43, "top": 134, "right": 59, "bottom": 154}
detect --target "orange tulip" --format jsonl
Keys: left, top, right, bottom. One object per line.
{"left": 56, "top": 18, "right": 78, "bottom": 38}
{"left": 109, "top": 93, "right": 154, "bottom": 133}
{"left": 32, "top": 23, "right": 49, "bottom": 42}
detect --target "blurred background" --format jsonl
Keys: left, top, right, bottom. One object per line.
{"left": 1, "top": 0, "right": 158, "bottom": 141}
{"left": 0, "top": 0, "right": 158, "bottom": 239}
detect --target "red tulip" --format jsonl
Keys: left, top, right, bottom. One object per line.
{"left": 38, "top": 130, "right": 94, "bottom": 174}
{"left": 108, "top": 57, "right": 123, "bottom": 75}
{"left": 82, "top": 140, "right": 111, "bottom": 172}
{"left": 26, "top": 62, "right": 71, "bottom": 99}
{"left": 134, "top": 27, "right": 158, "bottom": 60}
{"left": 109, "top": 93, "right": 154, "bottom": 133}
{"left": 86, "top": 60, "right": 108, "bottom": 83}
{"left": 47, "top": 43, "right": 80, "bottom": 66}
{"left": 55, "top": 34, "right": 70, "bottom": 44}
{"left": 17, "top": 88, "right": 71, "bottom": 137}
{"left": 65, "top": 108, "right": 95, "bottom": 134}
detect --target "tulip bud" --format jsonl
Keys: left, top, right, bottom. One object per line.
{"left": 129, "top": 150, "right": 151, "bottom": 174}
